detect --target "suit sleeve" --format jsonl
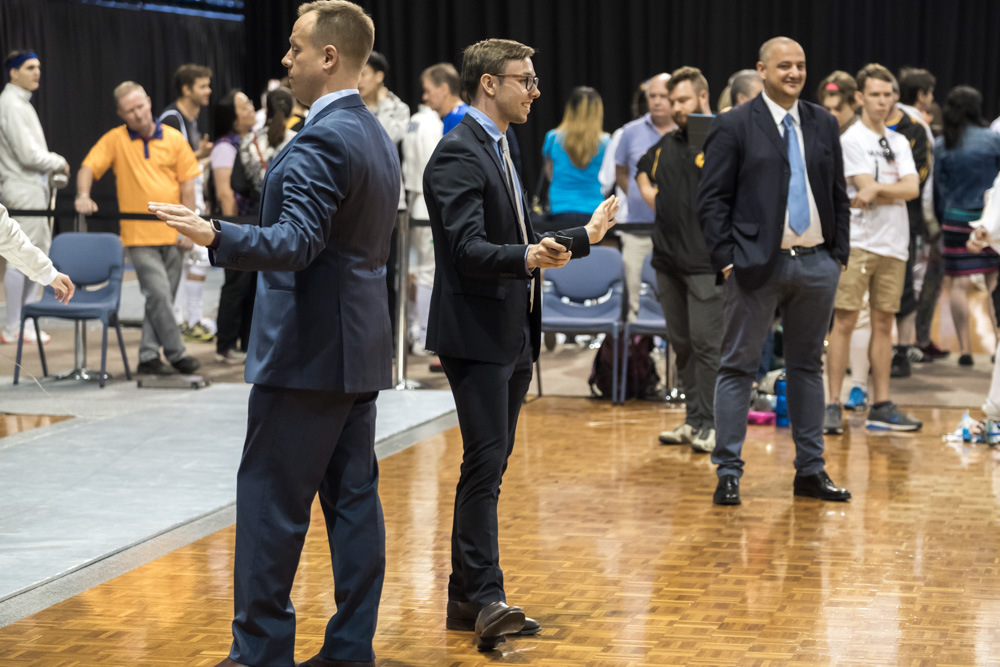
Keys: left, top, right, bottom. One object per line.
{"left": 696, "top": 113, "right": 739, "bottom": 272}
{"left": 830, "top": 116, "right": 851, "bottom": 265}
{"left": 426, "top": 139, "right": 533, "bottom": 281}
{"left": 212, "top": 129, "right": 344, "bottom": 272}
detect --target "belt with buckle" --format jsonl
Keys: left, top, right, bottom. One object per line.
{"left": 779, "top": 245, "right": 821, "bottom": 256}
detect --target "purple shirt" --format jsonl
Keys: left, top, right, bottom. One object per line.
{"left": 614, "top": 113, "right": 670, "bottom": 223}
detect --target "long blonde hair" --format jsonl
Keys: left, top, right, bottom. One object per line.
{"left": 557, "top": 87, "right": 604, "bottom": 169}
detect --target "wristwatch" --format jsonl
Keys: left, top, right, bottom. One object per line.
{"left": 209, "top": 218, "right": 223, "bottom": 249}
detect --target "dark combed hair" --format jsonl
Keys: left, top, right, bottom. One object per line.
{"left": 460, "top": 39, "right": 534, "bottom": 104}
{"left": 855, "top": 63, "right": 894, "bottom": 94}
{"left": 942, "top": 85, "right": 985, "bottom": 150}
{"left": 212, "top": 89, "right": 241, "bottom": 141}
{"left": 817, "top": 70, "right": 858, "bottom": 107}
{"left": 898, "top": 68, "right": 936, "bottom": 106}
{"left": 367, "top": 50, "right": 389, "bottom": 76}
{"left": 666, "top": 66, "right": 709, "bottom": 97}
{"left": 172, "top": 63, "right": 212, "bottom": 98}
{"left": 422, "top": 62, "right": 460, "bottom": 95}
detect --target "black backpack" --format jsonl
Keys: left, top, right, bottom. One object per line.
{"left": 589, "top": 334, "right": 660, "bottom": 400}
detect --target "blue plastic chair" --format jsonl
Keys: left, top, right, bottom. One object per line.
{"left": 538, "top": 245, "right": 625, "bottom": 404}
{"left": 620, "top": 253, "right": 669, "bottom": 402}
{"left": 15, "top": 233, "right": 131, "bottom": 389}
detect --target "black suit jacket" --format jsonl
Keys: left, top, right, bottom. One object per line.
{"left": 696, "top": 94, "right": 850, "bottom": 289}
{"left": 424, "top": 113, "right": 591, "bottom": 364}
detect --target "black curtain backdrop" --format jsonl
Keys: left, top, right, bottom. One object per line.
{"left": 2, "top": 0, "right": 999, "bottom": 229}
{"left": 242, "top": 0, "right": 1000, "bottom": 191}
{"left": 0, "top": 0, "right": 245, "bottom": 233}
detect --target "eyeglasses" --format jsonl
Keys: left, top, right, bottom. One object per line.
{"left": 878, "top": 136, "right": 896, "bottom": 163}
{"left": 491, "top": 74, "right": 539, "bottom": 93}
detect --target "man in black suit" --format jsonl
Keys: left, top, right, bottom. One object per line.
{"left": 697, "top": 37, "right": 852, "bottom": 506}
{"left": 423, "top": 38, "right": 618, "bottom": 650}
{"left": 151, "top": 2, "right": 399, "bottom": 665}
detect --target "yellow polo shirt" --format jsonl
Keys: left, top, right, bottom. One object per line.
{"left": 82, "top": 123, "right": 200, "bottom": 247}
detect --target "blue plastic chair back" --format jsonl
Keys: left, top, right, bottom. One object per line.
{"left": 545, "top": 246, "right": 623, "bottom": 303}
{"left": 51, "top": 232, "right": 124, "bottom": 289}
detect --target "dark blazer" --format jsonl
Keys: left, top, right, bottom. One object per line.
{"left": 697, "top": 94, "right": 850, "bottom": 289}
{"left": 424, "top": 113, "right": 591, "bottom": 364}
{"left": 210, "top": 93, "right": 401, "bottom": 392}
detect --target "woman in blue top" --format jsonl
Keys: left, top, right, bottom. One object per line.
{"left": 542, "top": 87, "right": 610, "bottom": 227}
{"left": 934, "top": 86, "right": 1000, "bottom": 365}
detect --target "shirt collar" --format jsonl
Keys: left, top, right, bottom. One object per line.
{"left": 127, "top": 120, "right": 163, "bottom": 141}
{"left": 304, "top": 88, "right": 358, "bottom": 127}
{"left": 4, "top": 82, "right": 32, "bottom": 102}
{"left": 762, "top": 89, "right": 800, "bottom": 128}
{"left": 466, "top": 106, "right": 505, "bottom": 145}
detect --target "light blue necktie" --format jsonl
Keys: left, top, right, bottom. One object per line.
{"left": 783, "top": 113, "right": 810, "bottom": 235}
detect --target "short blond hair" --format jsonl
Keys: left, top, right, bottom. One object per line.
{"left": 113, "top": 81, "right": 147, "bottom": 106}
{"left": 297, "top": 0, "right": 374, "bottom": 70}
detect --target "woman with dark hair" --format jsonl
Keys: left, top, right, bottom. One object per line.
{"left": 934, "top": 85, "right": 1000, "bottom": 365}
{"left": 233, "top": 86, "right": 296, "bottom": 208}
{"left": 542, "top": 86, "right": 610, "bottom": 227}
{"left": 210, "top": 89, "right": 257, "bottom": 364}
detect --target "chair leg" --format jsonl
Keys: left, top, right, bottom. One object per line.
{"left": 620, "top": 328, "right": 631, "bottom": 405}
{"left": 100, "top": 323, "right": 109, "bottom": 388}
{"left": 34, "top": 318, "right": 48, "bottom": 378}
{"left": 114, "top": 321, "right": 132, "bottom": 380}
{"left": 535, "top": 358, "right": 543, "bottom": 398}
{"left": 14, "top": 317, "right": 26, "bottom": 385}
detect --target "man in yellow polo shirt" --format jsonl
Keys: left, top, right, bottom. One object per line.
{"left": 75, "top": 81, "right": 202, "bottom": 375}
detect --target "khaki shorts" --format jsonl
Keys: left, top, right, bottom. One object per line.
{"left": 835, "top": 247, "right": 907, "bottom": 313}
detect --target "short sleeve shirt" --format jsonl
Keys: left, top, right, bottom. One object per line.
{"left": 841, "top": 122, "right": 917, "bottom": 261}
{"left": 82, "top": 123, "right": 201, "bottom": 246}
{"left": 614, "top": 113, "right": 672, "bottom": 223}
{"left": 542, "top": 129, "right": 608, "bottom": 215}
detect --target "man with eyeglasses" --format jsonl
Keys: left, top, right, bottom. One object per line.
{"left": 824, "top": 63, "right": 922, "bottom": 434}
{"left": 423, "top": 38, "right": 618, "bottom": 651}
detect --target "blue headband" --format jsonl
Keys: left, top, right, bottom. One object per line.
{"left": 5, "top": 52, "right": 39, "bottom": 76}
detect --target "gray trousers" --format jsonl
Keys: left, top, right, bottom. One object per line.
{"left": 656, "top": 270, "right": 723, "bottom": 430}
{"left": 128, "top": 245, "right": 185, "bottom": 364}
{"left": 713, "top": 248, "right": 840, "bottom": 479}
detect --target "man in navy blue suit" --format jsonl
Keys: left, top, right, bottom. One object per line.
{"left": 697, "top": 37, "right": 852, "bottom": 506}
{"left": 423, "top": 39, "right": 618, "bottom": 651}
{"left": 150, "top": 2, "right": 399, "bottom": 665}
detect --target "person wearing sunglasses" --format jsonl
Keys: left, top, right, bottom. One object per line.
{"left": 825, "top": 64, "right": 921, "bottom": 434}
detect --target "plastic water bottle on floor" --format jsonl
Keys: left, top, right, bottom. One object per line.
{"left": 775, "top": 373, "right": 789, "bottom": 427}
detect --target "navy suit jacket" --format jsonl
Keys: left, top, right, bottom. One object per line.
{"left": 697, "top": 94, "right": 850, "bottom": 289}
{"left": 424, "top": 114, "right": 591, "bottom": 364}
{"left": 210, "top": 93, "right": 401, "bottom": 392}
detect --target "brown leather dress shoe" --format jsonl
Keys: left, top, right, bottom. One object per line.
{"left": 474, "top": 601, "right": 525, "bottom": 651}
{"left": 446, "top": 599, "right": 540, "bottom": 635}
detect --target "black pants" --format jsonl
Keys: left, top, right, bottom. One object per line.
{"left": 217, "top": 269, "right": 257, "bottom": 354}
{"left": 439, "top": 324, "right": 533, "bottom": 607}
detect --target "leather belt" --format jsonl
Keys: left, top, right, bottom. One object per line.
{"left": 779, "top": 245, "right": 821, "bottom": 256}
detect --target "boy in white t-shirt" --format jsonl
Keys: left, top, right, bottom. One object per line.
{"left": 824, "top": 64, "right": 921, "bottom": 433}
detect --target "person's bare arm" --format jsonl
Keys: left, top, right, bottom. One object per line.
{"left": 636, "top": 172, "right": 657, "bottom": 210}
{"left": 852, "top": 173, "right": 919, "bottom": 208}
{"left": 615, "top": 164, "right": 630, "bottom": 194}
{"left": 74, "top": 166, "right": 98, "bottom": 214}
{"left": 213, "top": 166, "right": 236, "bottom": 216}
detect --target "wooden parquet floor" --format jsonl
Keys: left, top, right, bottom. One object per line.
{"left": 0, "top": 413, "right": 70, "bottom": 438}
{"left": 2, "top": 398, "right": 1000, "bottom": 666}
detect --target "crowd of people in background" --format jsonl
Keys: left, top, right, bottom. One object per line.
{"left": 2, "top": 42, "right": 1000, "bottom": 442}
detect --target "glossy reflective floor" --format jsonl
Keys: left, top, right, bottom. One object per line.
{"left": 2, "top": 398, "right": 999, "bottom": 665}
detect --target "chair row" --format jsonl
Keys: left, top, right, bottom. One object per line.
{"left": 537, "top": 248, "right": 666, "bottom": 405}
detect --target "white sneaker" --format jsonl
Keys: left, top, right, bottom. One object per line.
{"left": 1, "top": 326, "right": 50, "bottom": 345}
{"left": 691, "top": 428, "right": 716, "bottom": 453}
{"left": 659, "top": 423, "right": 696, "bottom": 445}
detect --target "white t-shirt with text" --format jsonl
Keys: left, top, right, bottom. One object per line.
{"left": 841, "top": 121, "right": 916, "bottom": 262}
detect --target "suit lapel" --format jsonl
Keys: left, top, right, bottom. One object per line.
{"left": 753, "top": 96, "right": 789, "bottom": 165}
{"left": 462, "top": 116, "right": 522, "bottom": 221}
{"left": 799, "top": 101, "right": 819, "bottom": 168}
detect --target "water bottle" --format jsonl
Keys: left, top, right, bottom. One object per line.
{"left": 775, "top": 373, "right": 789, "bottom": 427}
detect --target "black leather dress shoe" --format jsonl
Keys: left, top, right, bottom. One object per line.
{"left": 474, "top": 601, "right": 525, "bottom": 651}
{"left": 446, "top": 599, "right": 540, "bottom": 635}
{"left": 713, "top": 475, "right": 741, "bottom": 505}
{"left": 213, "top": 659, "right": 247, "bottom": 667}
{"left": 793, "top": 470, "right": 851, "bottom": 501}
{"left": 296, "top": 656, "right": 374, "bottom": 667}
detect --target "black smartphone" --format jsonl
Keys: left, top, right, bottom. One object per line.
{"left": 553, "top": 233, "right": 574, "bottom": 252}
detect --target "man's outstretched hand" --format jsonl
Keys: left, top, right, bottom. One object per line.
{"left": 148, "top": 202, "right": 215, "bottom": 247}
{"left": 585, "top": 195, "right": 620, "bottom": 243}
